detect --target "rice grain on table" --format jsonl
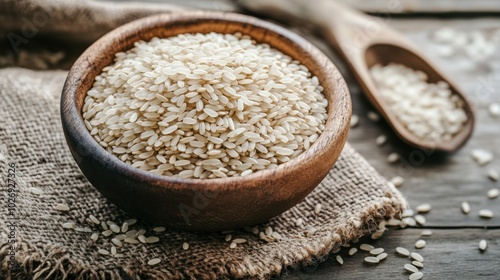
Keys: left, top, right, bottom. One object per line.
{"left": 410, "top": 252, "right": 424, "bottom": 262}
{"left": 82, "top": 32, "right": 328, "bottom": 179}
{"left": 404, "top": 263, "right": 419, "bottom": 273}
{"left": 461, "top": 201, "right": 471, "bottom": 214}
{"left": 396, "top": 247, "right": 410, "bottom": 257}
{"left": 349, "top": 247, "right": 358, "bottom": 256}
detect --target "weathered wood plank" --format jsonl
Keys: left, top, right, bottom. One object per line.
{"left": 100, "top": 0, "right": 237, "bottom": 11}
{"left": 281, "top": 228, "right": 500, "bottom": 279}
{"left": 292, "top": 18, "right": 500, "bottom": 227}
{"left": 339, "top": 0, "right": 500, "bottom": 14}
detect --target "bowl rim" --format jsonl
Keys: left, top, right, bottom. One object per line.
{"left": 61, "top": 11, "right": 351, "bottom": 192}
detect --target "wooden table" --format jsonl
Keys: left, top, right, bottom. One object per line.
{"left": 19, "top": 0, "right": 500, "bottom": 278}
{"left": 275, "top": 13, "right": 500, "bottom": 280}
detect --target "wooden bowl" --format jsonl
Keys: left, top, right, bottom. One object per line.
{"left": 61, "top": 11, "right": 351, "bottom": 231}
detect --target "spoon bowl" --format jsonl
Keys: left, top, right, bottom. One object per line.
{"left": 363, "top": 43, "right": 475, "bottom": 152}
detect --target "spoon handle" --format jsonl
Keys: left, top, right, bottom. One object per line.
{"left": 239, "top": 0, "right": 385, "bottom": 57}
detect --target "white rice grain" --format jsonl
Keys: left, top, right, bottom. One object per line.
{"left": 55, "top": 203, "right": 70, "bottom": 211}
{"left": 148, "top": 258, "right": 161, "bottom": 265}
{"left": 404, "top": 263, "right": 419, "bottom": 273}
{"left": 336, "top": 255, "right": 344, "bottom": 265}
{"left": 360, "top": 244, "right": 374, "bottom": 251}
{"left": 364, "top": 256, "right": 380, "bottom": 264}
{"left": 479, "top": 239, "right": 487, "bottom": 251}
{"left": 396, "top": 247, "right": 410, "bottom": 257}
{"left": 479, "top": 209, "right": 494, "bottom": 219}
{"left": 415, "top": 239, "right": 426, "bottom": 249}
{"left": 416, "top": 203, "right": 432, "bottom": 213}
{"left": 410, "top": 252, "right": 424, "bottom": 262}
{"left": 409, "top": 271, "right": 423, "bottom": 280}
{"left": 487, "top": 188, "right": 499, "bottom": 199}
{"left": 461, "top": 201, "right": 471, "bottom": 214}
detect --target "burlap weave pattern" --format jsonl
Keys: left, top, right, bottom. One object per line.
{"left": 0, "top": 68, "right": 405, "bottom": 279}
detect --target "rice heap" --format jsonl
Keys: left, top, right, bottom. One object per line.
{"left": 82, "top": 32, "right": 328, "bottom": 179}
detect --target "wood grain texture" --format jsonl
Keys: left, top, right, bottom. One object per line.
{"left": 281, "top": 229, "right": 500, "bottom": 279}
{"left": 338, "top": 0, "right": 500, "bottom": 14}
{"left": 60, "top": 12, "right": 351, "bottom": 231}
{"left": 281, "top": 16, "right": 500, "bottom": 280}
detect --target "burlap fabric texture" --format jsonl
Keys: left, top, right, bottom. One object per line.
{"left": 0, "top": 0, "right": 406, "bottom": 279}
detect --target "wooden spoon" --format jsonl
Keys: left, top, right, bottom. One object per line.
{"left": 239, "top": 0, "right": 475, "bottom": 152}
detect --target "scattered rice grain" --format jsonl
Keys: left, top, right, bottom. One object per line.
{"left": 412, "top": 261, "right": 424, "bottom": 268}
{"left": 153, "top": 226, "right": 166, "bottom": 233}
{"left": 421, "top": 230, "right": 432, "bottom": 236}
{"left": 62, "top": 222, "right": 76, "bottom": 229}
{"left": 391, "top": 176, "right": 405, "bottom": 188}
{"left": 414, "top": 215, "right": 426, "bottom": 225}
{"left": 350, "top": 114, "right": 359, "bottom": 128}
{"left": 487, "top": 188, "right": 499, "bottom": 199}
{"left": 479, "top": 239, "right": 487, "bottom": 251}
{"left": 404, "top": 263, "right": 419, "bottom": 273}
{"left": 396, "top": 247, "right": 410, "bottom": 257}
{"left": 110, "top": 224, "right": 120, "bottom": 233}
{"left": 416, "top": 203, "right": 432, "bottom": 213}
{"left": 89, "top": 215, "right": 100, "bottom": 225}
{"left": 387, "top": 153, "right": 400, "bottom": 163}
{"left": 410, "top": 252, "right": 424, "bottom": 262}
{"left": 415, "top": 239, "right": 426, "bottom": 249}
{"left": 376, "top": 252, "right": 388, "bottom": 261}
{"left": 314, "top": 203, "right": 322, "bottom": 214}
{"left": 29, "top": 187, "right": 43, "bottom": 195}
{"left": 146, "top": 236, "right": 160, "bottom": 243}
{"left": 409, "top": 271, "right": 423, "bottom": 280}
{"left": 349, "top": 247, "right": 358, "bottom": 256}
{"left": 98, "top": 249, "right": 110, "bottom": 255}
{"left": 55, "top": 203, "right": 70, "bottom": 211}
{"left": 360, "top": 244, "right": 374, "bottom": 251}
{"left": 376, "top": 135, "right": 387, "bottom": 146}
{"left": 479, "top": 209, "right": 494, "bottom": 219}
{"left": 364, "top": 256, "right": 380, "bottom": 264}
{"left": 461, "top": 201, "right": 471, "bottom": 214}
{"left": 336, "top": 255, "right": 344, "bottom": 265}
{"left": 370, "top": 248, "right": 384, "bottom": 255}
{"left": 148, "top": 258, "right": 161, "bottom": 265}
{"left": 488, "top": 169, "right": 499, "bottom": 181}
{"left": 368, "top": 111, "right": 380, "bottom": 122}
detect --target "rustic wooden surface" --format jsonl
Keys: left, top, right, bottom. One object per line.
{"left": 234, "top": 1, "right": 500, "bottom": 278}
{"left": 339, "top": 0, "right": 500, "bottom": 14}
{"left": 18, "top": 0, "right": 500, "bottom": 278}
{"left": 282, "top": 17, "right": 500, "bottom": 280}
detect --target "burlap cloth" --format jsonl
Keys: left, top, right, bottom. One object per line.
{"left": 0, "top": 1, "right": 406, "bottom": 279}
